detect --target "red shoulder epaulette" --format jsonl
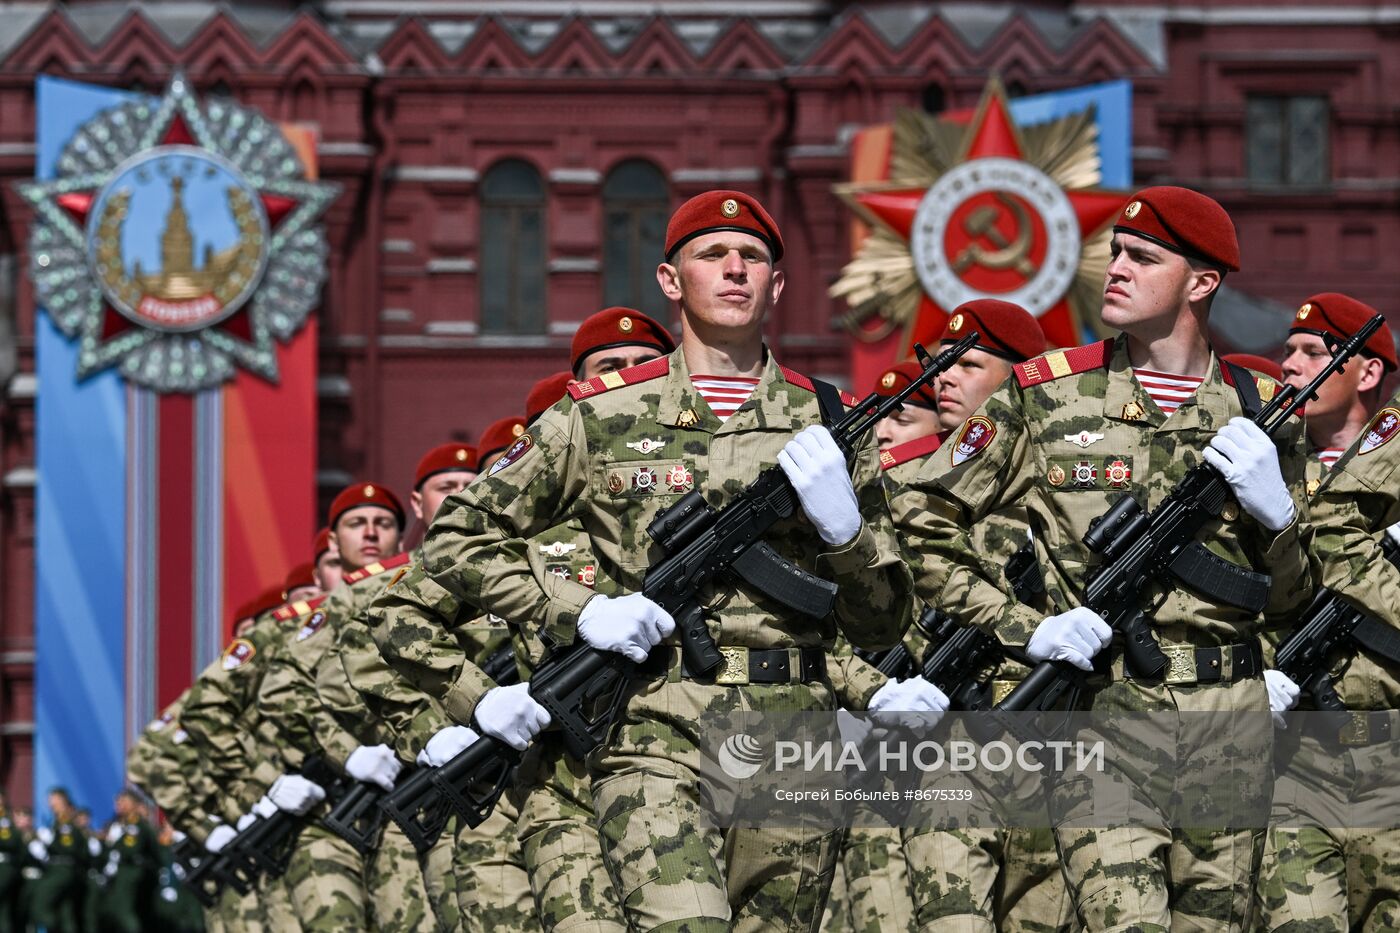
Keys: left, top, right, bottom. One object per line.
{"left": 879, "top": 431, "right": 947, "bottom": 470}
{"left": 568, "top": 356, "right": 671, "bottom": 401}
{"left": 1014, "top": 339, "right": 1113, "bottom": 388}
{"left": 778, "top": 365, "right": 859, "bottom": 406}
{"left": 272, "top": 594, "right": 327, "bottom": 622}
{"left": 343, "top": 551, "right": 413, "bottom": 586}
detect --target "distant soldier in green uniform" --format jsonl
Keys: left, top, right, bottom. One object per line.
{"left": 370, "top": 190, "right": 913, "bottom": 932}
{"left": 901, "top": 187, "right": 1313, "bottom": 930}
{"left": 28, "top": 787, "right": 93, "bottom": 933}
{"left": 1256, "top": 298, "right": 1399, "bottom": 931}
{"left": 0, "top": 791, "right": 25, "bottom": 933}
{"left": 98, "top": 789, "right": 161, "bottom": 933}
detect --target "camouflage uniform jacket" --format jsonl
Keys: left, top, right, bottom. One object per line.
{"left": 126, "top": 693, "right": 226, "bottom": 844}
{"left": 1308, "top": 396, "right": 1400, "bottom": 708}
{"left": 902, "top": 337, "right": 1313, "bottom": 662}
{"left": 370, "top": 347, "right": 913, "bottom": 726}
{"left": 177, "top": 612, "right": 296, "bottom": 815}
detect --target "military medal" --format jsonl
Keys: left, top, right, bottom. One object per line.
{"left": 1121, "top": 401, "right": 1147, "bottom": 422}
{"left": 1105, "top": 459, "right": 1131, "bottom": 488}
{"left": 1071, "top": 460, "right": 1098, "bottom": 487}
{"left": 607, "top": 473, "right": 624, "bottom": 494}
{"left": 1221, "top": 500, "right": 1240, "bottom": 522}
{"left": 1047, "top": 464, "right": 1065, "bottom": 487}
{"left": 665, "top": 465, "right": 693, "bottom": 492}
{"left": 577, "top": 565, "right": 596, "bottom": 587}
{"left": 546, "top": 564, "right": 570, "bottom": 580}
{"left": 632, "top": 467, "right": 658, "bottom": 491}
{"left": 677, "top": 409, "right": 700, "bottom": 428}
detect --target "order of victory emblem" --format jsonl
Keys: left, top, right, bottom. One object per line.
{"left": 18, "top": 74, "right": 339, "bottom": 392}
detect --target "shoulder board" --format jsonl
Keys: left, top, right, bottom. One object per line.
{"left": 343, "top": 551, "right": 413, "bottom": 586}
{"left": 1014, "top": 339, "right": 1113, "bottom": 388}
{"left": 778, "top": 365, "right": 859, "bottom": 406}
{"left": 271, "top": 595, "right": 326, "bottom": 621}
{"left": 1220, "top": 365, "right": 1280, "bottom": 405}
{"left": 879, "top": 431, "right": 947, "bottom": 470}
{"left": 568, "top": 356, "right": 671, "bottom": 401}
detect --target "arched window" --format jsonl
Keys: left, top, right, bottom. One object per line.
{"left": 602, "top": 160, "right": 669, "bottom": 320}
{"left": 480, "top": 159, "right": 546, "bottom": 334}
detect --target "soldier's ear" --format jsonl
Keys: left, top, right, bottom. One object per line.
{"left": 1186, "top": 265, "right": 1221, "bottom": 307}
{"left": 657, "top": 261, "right": 682, "bottom": 301}
{"left": 768, "top": 269, "right": 785, "bottom": 307}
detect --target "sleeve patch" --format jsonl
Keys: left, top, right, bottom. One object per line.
{"left": 950, "top": 417, "right": 996, "bottom": 466}
{"left": 1359, "top": 407, "right": 1400, "bottom": 455}
{"left": 488, "top": 433, "right": 534, "bottom": 475}
{"left": 221, "top": 639, "right": 255, "bottom": 670}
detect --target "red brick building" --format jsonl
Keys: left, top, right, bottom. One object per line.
{"left": 1, "top": 0, "right": 1397, "bottom": 801}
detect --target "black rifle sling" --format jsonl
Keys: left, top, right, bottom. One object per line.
{"left": 1350, "top": 616, "right": 1400, "bottom": 666}
{"left": 1225, "top": 361, "right": 1263, "bottom": 419}
{"left": 812, "top": 377, "right": 847, "bottom": 429}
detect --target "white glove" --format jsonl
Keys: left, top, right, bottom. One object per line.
{"left": 869, "top": 676, "right": 951, "bottom": 715}
{"left": 1265, "top": 669, "right": 1301, "bottom": 729}
{"left": 160, "top": 886, "right": 178, "bottom": 903}
{"left": 267, "top": 774, "right": 326, "bottom": 816}
{"left": 252, "top": 796, "right": 279, "bottom": 820}
{"left": 87, "top": 837, "right": 102, "bottom": 858}
{"left": 235, "top": 812, "right": 257, "bottom": 832}
{"left": 27, "top": 839, "right": 46, "bottom": 862}
{"left": 577, "top": 592, "right": 676, "bottom": 664}
{"left": 204, "top": 825, "right": 236, "bottom": 853}
{"left": 1027, "top": 607, "right": 1113, "bottom": 672}
{"left": 106, "top": 824, "right": 123, "bottom": 845}
{"left": 778, "top": 425, "right": 861, "bottom": 546}
{"left": 104, "top": 859, "right": 119, "bottom": 878}
{"left": 473, "top": 682, "right": 552, "bottom": 751}
{"left": 836, "top": 708, "right": 873, "bottom": 748}
{"left": 1204, "top": 417, "right": 1295, "bottom": 532}
{"left": 171, "top": 831, "right": 187, "bottom": 845}
{"left": 419, "top": 725, "right": 480, "bottom": 767}
{"left": 36, "top": 827, "right": 53, "bottom": 846}
{"left": 1386, "top": 522, "right": 1400, "bottom": 548}
{"left": 345, "top": 744, "right": 402, "bottom": 792}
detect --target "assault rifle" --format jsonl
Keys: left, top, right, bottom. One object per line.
{"left": 1274, "top": 534, "right": 1400, "bottom": 730}
{"left": 173, "top": 834, "right": 248, "bottom": 909}
{"left": 215, "top": 756, "right": 342, "bottom": 884}
{"left": 381, "top": 335, "right": 980, "bottom": 840}
{"left": 998, "top": 314, "right": 1387, "bottom": 714}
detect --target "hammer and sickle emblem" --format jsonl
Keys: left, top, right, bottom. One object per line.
{"left": 953, "top": 193, "right": 1036, "bottom": 278}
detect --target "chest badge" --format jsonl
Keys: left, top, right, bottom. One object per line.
{"left": 1306, "top": 478, "right": 1321, "bottom": 498}
{"left": 677, "top": 409, "right": 700, "bottom": 429}
{"left": 1047, "top": 464, "right": 1066, "bottom": 487}
{"left": 545, "top": 563, "right": 570, "bottom": 580}
{"left": 665, "top": 465, "right": 694, "bottom": 493}
{"left": 632, "top": 467, "right": 658, "bottom": 491}
{"left": 1065, "top": 431, "right": 1105, "bottom": 448}
{"left": 538, "top": 541, "right": 577, "bottom": 558}
{"left": 577, "top": 565, "right": 596, "bottom": 587}
{"left": 607, "top": 473, "right": 624, "bottom": 494}
{"left": 626, "top": 438, "right": 667, "bottom": 455}
{"left": 1121, "top": 401, "right": 1147, "bottom": 422}
{"left": 1071, "top": 460, "right": 1098, "bottom": 487}
{"left": 1105, "top": 459, "right": 1131, "bottom": 488}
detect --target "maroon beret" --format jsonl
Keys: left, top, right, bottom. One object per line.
{"left": 328, "top": 482, "right": 405, "bottom": 531}
{"left": 941, "top": 299, "right": 1048, "bottom": 363}
{"left": 1290, "top": 293, "right": 1396, "bottom": 372}
{"left": 526, "top": 372, "right": 575, "bottom": 425}
{"left": 1114, "top": 186, "right": 1240, "bottom": 273}
{"left": 313, "top": 526, "right": 332, "bottom": 561}
{"left": 478, "top": 416, "right": 529, "bottom": 466}
{"left": 665, "top": 190, "right": 784, "bottom": 262}
{"left": 570, "top": 308, "right": 674, "bottom": 374}
{"left": 282, "top": 562, "right": 317, "bottom": 599}
{"left": 872, "top": 361, "right": 937, "bottom": 409}
{"left": 1222, "top": 353, "right": 1283, "bottom": 383}
{"left": 414, "top": 443, "right": 479, "bottom": 490}
{"left": 234, "top": 585, "right": 286, "bottom": 624}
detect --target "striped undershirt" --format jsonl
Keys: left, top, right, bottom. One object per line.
{"left": 1318, "top": 447, "right": 1345, "bottom": 469}
{"left": 1133, "top": 368, "right": 1204, "bottom": 416}
{"left": 691, "top": 374, "right": 761, "bottom": 422}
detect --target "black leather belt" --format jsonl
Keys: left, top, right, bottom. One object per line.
{"left": 1125, "top": 640, "right": 1263, "bottom": 685}
{"left": 643, "top": 645, "right": 827, "bottom": 685}
{"left": 1325, "top": 710, "right": 1396, "bottom": 747}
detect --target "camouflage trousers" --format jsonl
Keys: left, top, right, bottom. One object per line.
{"left": 590, "top": 679, "right": 841, "bottom": 932}
{"left": 840, "top": 823, "right": 915, "bottom": 933}
{"left": 820, "top": 844, "right": 850, "bottom": 930}
{"left": 511, "top": 736, "right": 626, "bottom": 932}
{"left": 453, "top": 789, "right": 536, "bottom": 931}
{"left": 366, "top": 819, "right": 437, "bottom": 931}
{"left": 284, "top": 822, "right": 367, "bottom": 930}
{"left": 1256, "top": 728, "right": 1400, "bottom": 931}
{"left": 213, "top": 870, "right": 298, "bottom": 932}
{"left": 425, "top": 816, "right": 461, "bottom": 932}
{"left": 1050, "top": 678, "right": 1272, "bottom": 933}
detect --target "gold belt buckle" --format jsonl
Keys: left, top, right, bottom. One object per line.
{"left": 715, "top": 646, "right": 749, "bottom": 685}
{"left": 1162, "top": 645, "right": 1196, "bottom": 686}
{"left": 1339, "top": 711, "right": 1370, "bottom": 746}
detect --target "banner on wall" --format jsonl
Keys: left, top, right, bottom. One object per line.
{"left": 18, "top": 74, "right": 337, "bottom": 810}
{"left": 831, "top": 79, "right": 1133, "bottom": 393}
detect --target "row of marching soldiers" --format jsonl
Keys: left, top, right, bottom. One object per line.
{"left": 127, "top": 187, "right": 1400, "bottom": 931}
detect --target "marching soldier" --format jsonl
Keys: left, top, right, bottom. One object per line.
{"left": 1255, "top": 302, "right": 1399, "bottom": 931}
{"left": 314, "top": 526, "right": 344, "bottom": 593}
{"left": 99, "top": 789, "right": 161, "bottom": 933}
{"left": 27, "top": 787, "right": 93, "bottom": 933}
{"left": 902, "top": 187, "right": 1313, "bottom": 929}
{"left": 369, "top": 190, "right": 912, "bottom": 931}
{"left": 0, "top": 791, "right": 24, "bottom": 933}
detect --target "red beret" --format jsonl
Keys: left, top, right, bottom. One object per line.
{"left": 233, "top": 585, "right": 286, "bottom": 623}
{"left": 414, "top": 443, "right": 479, "bottom": 490}
{"left": 1222, "top": 353, "right": 1283, "bottom": 383}
{"left": 313, "top": 526, "right": 332, "bottom": 561}
{"left": 665, "top": 190, "right": 783, "bottom": 263}
{"left": 526, "top": 372, "right": 575, "bottom": 425}
{"left": 570, "top": 308, "right": 674, "bottom": 374}
{"left": 328, "top": 482, "right": 405, "bottom": 530}
{"left": 1114, "top": 186, "right": 1240, "bottom": 273}
{"left": 1290, "top": 293, "right": 1397, "bottom": 372}
{"left": 940, "top": 299, "right": 1048, "bottom": 363}
{"left": 282, "top": 562, "right": 316, "bottom": 599}
{"left": 872, "top": 361, "right": 937, "bottom": 409}
{"left": 479, "top": 416, "right": 529, "bottom": 465}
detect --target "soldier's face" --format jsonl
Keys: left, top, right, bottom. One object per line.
{"left": 875, "top": 404, "right": 942, "bottom": 449}
{"left": 333, "top": 506, "right": 402, "bottom": 571}
{"left": 1281, "top": 332, "right": 1381, "bottom": 421}
{"left": 314, "top": 549, "right": 343, "bottom": 592}
{"left": 1102, "top": 233, "right": 1216, "bottom": 332}
{"left": 935, "top": 348, "right": 1013, "bottom": 431}
{"left": 578, "top": 346, "right": 665, "bottom": 381}
{"left": 657, "top": 232, "right": 783, "bottom": 336}
{"left": 285, "top": 584, "right": 322, "bottom": 604}
{"left": 412, "top": 470, "right": 476, "bottom": 526}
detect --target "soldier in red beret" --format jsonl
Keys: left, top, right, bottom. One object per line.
{"left": 525, "top": 372, "right": 574, "bottom": 425}
{"left": 328, "top": 481, "right": 405, "bottom": 575}
{"left": 934, "top": 298, "right": 1048, "bottom": 432}
{"left": 478, "top": 416, "right": 529, "bottom": 470}
{"left": 411, "top": 443, "right": 478, "bottom": 531}
{"left": 899, "top": 185, "right": 1315, "bottom": 931}
{"left": 872, "top": 359, "right": 941, "bottom": 450}
{"left": 312, "top": 525, "right": 342, "bottom": 593}
{"left": 1280, "top": 292, "right": 1396, "bottom": 473}
{"left": 570, "top": 307, "right": 675, "bottom": 379}
{"left": 282, "top": 562, "right": 321, "bottom": 604}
